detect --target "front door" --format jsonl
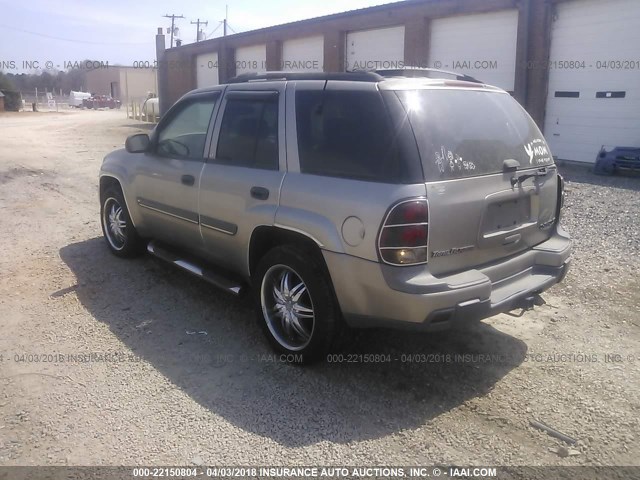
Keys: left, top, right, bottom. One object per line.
{"left": 132, "top": 91, "right": 220, "bottom": 250}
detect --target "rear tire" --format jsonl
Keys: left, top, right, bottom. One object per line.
{"left": 253, "top": 245, "right": 343, "bottom": 364}
{"left": 100, "top": 185, "right": 146, "bottom": 258}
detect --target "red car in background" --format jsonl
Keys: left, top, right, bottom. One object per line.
{"left": 83, "top": 95, "right": 121, "bottom": 109}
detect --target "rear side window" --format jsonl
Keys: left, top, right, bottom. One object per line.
{"left": 216, "top": 98, "right": 279, "bottom": 170}
{"left": 396, "top": 89, "right": 554, "bottom": 180}
{"left": 295, "top": 90, "right": 420, "bottom": 183}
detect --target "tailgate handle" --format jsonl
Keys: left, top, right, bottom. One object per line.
{"left": 503, "top": 233, "right": 521, "bottom": 245}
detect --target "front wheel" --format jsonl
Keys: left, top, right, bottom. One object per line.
{"left": 100, "top": 186, "right": 145, "bottom": 258}
{"left": 253, "top": 245, "right": 343, "bottom": 363}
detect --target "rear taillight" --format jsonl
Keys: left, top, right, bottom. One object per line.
{"left": 378, "top": 198, "right": 429, "bottom": 265}
{"left": 556, "top": 174, "right": 565, "bottom": 223}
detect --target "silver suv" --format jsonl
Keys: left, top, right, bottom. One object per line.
{"left": 99, "top": 70, "right": 571, "bottom": 362}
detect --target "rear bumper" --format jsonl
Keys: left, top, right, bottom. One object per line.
{"left": 323, "top": 227, "right": 572, "bottom": 331}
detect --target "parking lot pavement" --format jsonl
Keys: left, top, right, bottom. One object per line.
{"left": 0, "top": 111, "right": 638, "bottom": 466}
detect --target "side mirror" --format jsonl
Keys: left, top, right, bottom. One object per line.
{"left": 125, "top": 133, "right": 150, "bottom": 153}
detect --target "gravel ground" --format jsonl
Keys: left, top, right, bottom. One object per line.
{"left": 0, "top": 111, "right": 638, "bottom": 468}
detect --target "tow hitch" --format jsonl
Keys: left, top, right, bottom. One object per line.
{"left": 518, "top": 294, "right": 545, "bottom": 311}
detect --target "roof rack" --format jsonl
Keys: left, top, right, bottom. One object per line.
{"left": 373, "top": 67, "right": 483, "bottom": 83}
{"left": 224, "top": 68, "right": 482, "bottom": 84}
{"left": 225, "top": 71, "right": 384, "bottom": 83}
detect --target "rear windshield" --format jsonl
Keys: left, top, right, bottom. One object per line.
{"left": 395, "top": 89, "right": 554, "bottom": 180}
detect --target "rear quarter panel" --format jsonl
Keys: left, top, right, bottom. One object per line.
{"left": 276, "top": 175, "right": 426, "bottom": 259}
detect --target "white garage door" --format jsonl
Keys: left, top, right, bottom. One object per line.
{"left": 235, "top": 44, "right": 267, "bottom": 75}
{"left": 429, "top": 10, "right": 519, "bottom": 91}
{"left": 543, "top": 0, "right": 640, "bottom": 163}
{"left": 282, "top": 36, "right": 324, "bottom": 71}
{"left": 346, "top": 26, "right": 405, "bottom": 71}
{"left": 196, "top": 52, "right": 219, "bottom": 88}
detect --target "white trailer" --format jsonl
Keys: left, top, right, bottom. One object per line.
{"left": 69, "top": 91, "right": 91, "bottom": 108}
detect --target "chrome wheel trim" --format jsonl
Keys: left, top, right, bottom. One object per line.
{"left": 102, "top": 197, "right": 127, "bottom": 251}
{"left": 260, "top": 264, "right": 315, "bottom": 351}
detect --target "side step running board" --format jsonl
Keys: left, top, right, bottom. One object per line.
{"left": 147, "top": 241, "right": 244, "bottom": 296}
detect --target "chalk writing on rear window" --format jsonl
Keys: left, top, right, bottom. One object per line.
{"left": 524, "top": 139, "right": 551, "bottom": 165}
{"left": 435, "top": 146, "right": 476, "bottom": 174}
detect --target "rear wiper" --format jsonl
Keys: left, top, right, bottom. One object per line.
{"left": 511, "top": 167, "right": 550, "bottom": 187}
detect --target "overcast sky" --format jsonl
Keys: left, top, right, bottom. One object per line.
{"left": 0, "top": 0, "right": 400, "bottom": 73}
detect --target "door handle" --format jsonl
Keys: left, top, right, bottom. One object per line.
{"left": 181, "top": 175, "right": 195, "bottom": 186}
{"left": 250, "top": 186, "right": 269, "bottom": 200}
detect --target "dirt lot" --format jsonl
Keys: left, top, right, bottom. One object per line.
{"left": 0, "top": 111, "right": 638, "bottom": 468}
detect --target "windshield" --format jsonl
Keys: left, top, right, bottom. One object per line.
{"left": 395, "top": 89, "right": 554, "bottom": 180}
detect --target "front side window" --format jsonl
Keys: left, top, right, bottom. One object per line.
{"left": 157, "top": 97, "right": 217, "bottom": 159}
{"left": 215, "top": 97, "right": 279, "bottom": 170}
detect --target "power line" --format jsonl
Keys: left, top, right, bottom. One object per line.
{"left": 0, "top": 24, "right": 149, "bottom": 45}
{"left": 199, "top": 6, "right": 232, "bottom": 39}
{"left": 205, "top": 21, "right": 224, "bottom": 39}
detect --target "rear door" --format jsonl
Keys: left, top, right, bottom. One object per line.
{"left": 391, "top": 87, "right": 558, "bottom": 275}
{"left": 198, "top": 83, "right": 286, "bottom": 275}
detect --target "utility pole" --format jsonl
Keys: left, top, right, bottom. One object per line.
{"left": 163, "top": 14, "right": 184, "bottom": 48}
{"left": 223, "top": 5, "right": 228, "bottom": 36}
{"left": 191, "top": 18, "right": 208, "bottom": 42}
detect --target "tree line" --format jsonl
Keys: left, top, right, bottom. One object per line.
{"left": 0, "top": 62, "right": 102, "bottom": 110}
{"left": 0, "top": 67, "right": 89, "bottom": 95}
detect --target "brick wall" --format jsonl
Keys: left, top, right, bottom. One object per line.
{"left": 159, "top": 0, "right": 558, "bottom": 126}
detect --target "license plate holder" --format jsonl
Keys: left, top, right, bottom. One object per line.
{"left": 484, "top": 196, "right": 532, "bottom": 235}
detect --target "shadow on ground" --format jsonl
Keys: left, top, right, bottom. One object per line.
{"left": 59, "top": 237, "right": 527, "bottom": 447}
